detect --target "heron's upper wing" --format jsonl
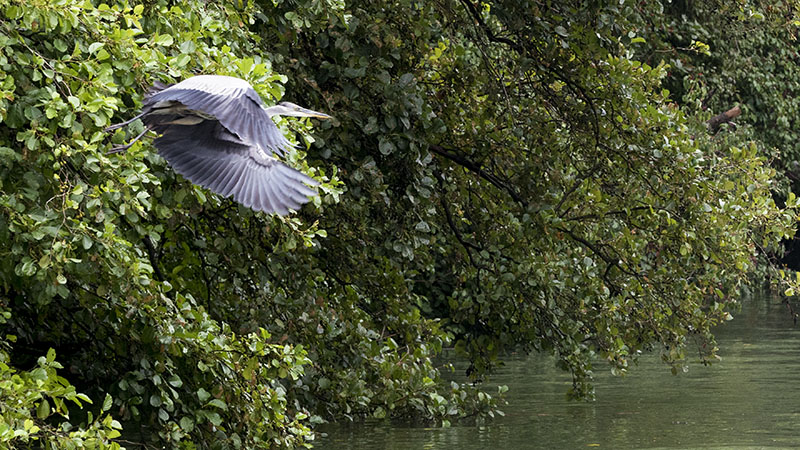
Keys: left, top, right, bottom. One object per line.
{"left": 153, "top": 121, "right": 318, "bottom": 215}
{"left": 146, "top": 80, "right": 173, "bottom": 97}
{"left": 144, "top": 75, "right": 294, "bottom": 157}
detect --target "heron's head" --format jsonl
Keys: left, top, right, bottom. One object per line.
{"left": 272, "top": 102, "right": 333, "bottom": 119}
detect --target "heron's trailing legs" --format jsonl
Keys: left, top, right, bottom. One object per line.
{"left": 104, "top": 110, "right": 148, "bottom": 132}
{"left": 106, "top": 125, "right": 152, "bottom": 154}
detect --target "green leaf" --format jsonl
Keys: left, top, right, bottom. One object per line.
{"left": 31, "top": 368, "right": 47, "bottom": 381}
{"left": 88, "top": 42, "right": 104, "bottom": 54}
{"left": 179, "top": 40, "right": 196, "bottom": 54}
{"left": 197, "top": 388, "right": 211, "bottom": 403}
{"left": 207, "top": 398, "right": 227, "bottom": 410}
{"left": 206, "top": 412, "right": 222, "bottom": 427}
{"left": 173, "top": 54, "right": 191, "bottom": 67}
{"left": 5, "top": 5, "right": 22, "bottom": 19}
{"left": 168, "top": 375, "right": 183, "bottom": 388}
{"left": 102, "top": 393, "right": 112, "bottom": 412}
{"left": 179, "top": 416, "right": 194, "bottom": 431}
{"left": 379, "top": 138, "right": 395, "bottom": 155}
{"left": 154, "top": 34, "right": 174, "bottom": 47}
{"left": 37, "top": 399, "right": 50, "bottom": 419}
{"left": 150, "top": 395, "right": 162, "bottom": 407}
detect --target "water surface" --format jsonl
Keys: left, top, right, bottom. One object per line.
{"left": 316, "top": 294, "right": 800, "bottom": 449}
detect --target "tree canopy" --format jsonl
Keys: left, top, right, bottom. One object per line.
{"left": 0, "top": 0, "right": 797, "bottom": 448}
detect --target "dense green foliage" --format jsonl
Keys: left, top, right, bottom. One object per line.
{"left": 627, "top": 0, "right": 800, "bottom": 266}
{"left": 0, "top": 0, "right": 797, "bottom": 448}
{"left": 639, "top": 1, "right": 800, "bottom": 180}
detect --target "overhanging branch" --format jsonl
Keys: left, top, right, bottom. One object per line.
{"left": 429, "top": 144, "right": 526, "bottom": 206}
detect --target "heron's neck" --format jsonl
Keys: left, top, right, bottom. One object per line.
{"left": 264, "top": 105, "right": 292, "bottom": 118}
{"left": 264, "top": 105, "right": 280, "bottom": 117}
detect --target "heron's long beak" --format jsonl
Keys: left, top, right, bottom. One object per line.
{"left": 297, "top": 107, "right": 333, "bottom": 120}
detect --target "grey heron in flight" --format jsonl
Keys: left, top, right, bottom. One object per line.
{"left": 106, "top": 75, "right": 331, "bottom": 215}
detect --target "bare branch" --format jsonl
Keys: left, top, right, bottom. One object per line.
{"left": 430, "top": 144, "right": 526, "bottom": 206}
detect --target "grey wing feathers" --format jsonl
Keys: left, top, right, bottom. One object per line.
{"left": 153, "top": 121, "right": 318, "bottom": 215}
{"left": 144, "top": 76, "right": 294, "bottom": 157}
{"left": 147, "top": 80, "right": 173, "bottom": 97}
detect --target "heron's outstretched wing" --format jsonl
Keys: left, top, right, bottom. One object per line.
{"left": 147, "top": 80, "right": 173, "bottom": 97}
{"left": 153, "top": 121, "right": 318, "bottom": 215}
{"left": 145, "top": 75, "right": 294, "bottom": 157}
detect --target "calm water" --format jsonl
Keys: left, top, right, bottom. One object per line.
{"left": 316, "top": 294, "right": 800, "bottom": 449}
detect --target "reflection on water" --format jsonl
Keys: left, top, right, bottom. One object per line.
{"left": 316, "top": 294, "right": 800, "bottom": 449}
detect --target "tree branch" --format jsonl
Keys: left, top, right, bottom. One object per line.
{"left": 458, "top": 0, "right": 523, "bottom": 52}
{"left": 141, "top": 234, "right": 164, "bottom": 282}
{"left": 430, "top": 144, "right": 526, "bottom": 206}
{"left": 435, "top": 170, "right": 482, "bottom": 270}
{"left": 707, "top": 105, "right": 741, "bottom": 133}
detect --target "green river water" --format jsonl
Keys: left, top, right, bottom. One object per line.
{"left": 316, "top": 294, "right": 800, "bottom": 449}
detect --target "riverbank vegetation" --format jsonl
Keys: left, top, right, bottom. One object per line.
{"left": 1, "top": 0, "right": 798, "bottom": 448}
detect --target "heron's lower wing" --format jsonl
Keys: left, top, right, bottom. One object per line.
{"left": 153, "top": 122, "right": 318, "bottom": 215}
{"left": 145, "top": 84, "right": 294, "bottom": 157}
